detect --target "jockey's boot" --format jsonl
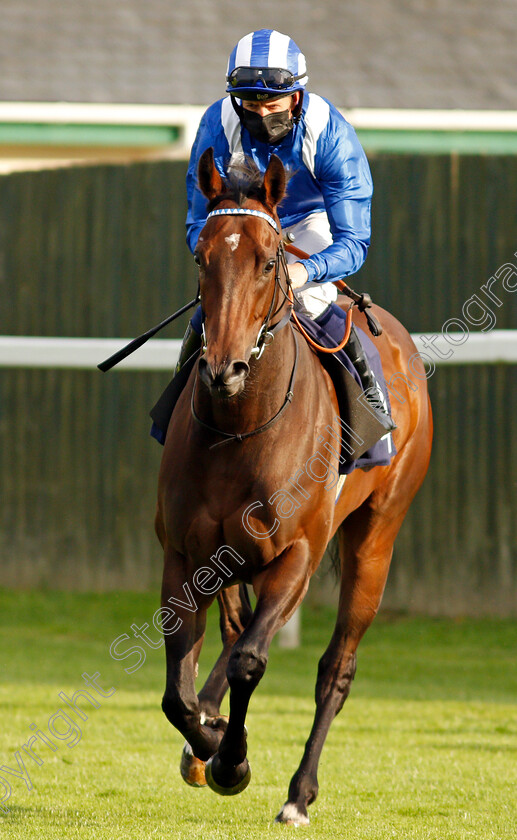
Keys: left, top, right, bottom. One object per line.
{"left": 150, "top": 320, "right": 202, "bottom": 444}
{"left": 344, "top": 323, "right": 396, "bottom": 433}
{"left": 175, "top": 320, "right": 202, "bottom": 374}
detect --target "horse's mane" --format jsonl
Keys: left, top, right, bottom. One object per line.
{"left": 206, "top": 156, "right": 278, "bottom": 213}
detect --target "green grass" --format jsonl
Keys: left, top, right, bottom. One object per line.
{"left": 0, "top": 590, "right": 516, "bottom": 839}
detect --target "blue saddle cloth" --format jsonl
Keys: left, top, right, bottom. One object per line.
{"left": 295, "top": 312, "right": 396, "bottom": 475}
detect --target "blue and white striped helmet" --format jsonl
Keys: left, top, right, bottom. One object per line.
{"left": 226, "top": 29, "right": 308, "bottom": 100}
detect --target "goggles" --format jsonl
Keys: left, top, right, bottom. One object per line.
{"left": 227, "top": 66, "right": 305, "bottom": 91}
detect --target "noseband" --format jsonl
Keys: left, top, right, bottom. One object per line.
{"left": 192, "top": 206, "right": 299, "bottom": 448}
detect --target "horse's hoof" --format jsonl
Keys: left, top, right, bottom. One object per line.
{"left": 180, "top": 742, "right": 207, "bottom": 787}
{"left": 274, "top": 802, "right": 310, "bottom": 827}
{"left": 205, "top": 754, "right": 251, "bottom": 796}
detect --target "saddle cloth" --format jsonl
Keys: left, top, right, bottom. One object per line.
{"left": 294, "top": 313, "right": 396, "bottom": 475}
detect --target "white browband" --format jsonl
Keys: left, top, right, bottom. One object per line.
{"left": 206, "top": 207, "right": 279, "bottom": 233}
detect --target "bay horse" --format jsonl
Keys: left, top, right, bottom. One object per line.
{"left": 155, "top": 147, "right": 433, "bottom": 826}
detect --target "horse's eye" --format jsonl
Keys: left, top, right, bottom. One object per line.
{"left": 264, "top": 259, "right": 276, "bottom": 273}
{"left": 193, "top": 252, "right": 201, "bottom": 266}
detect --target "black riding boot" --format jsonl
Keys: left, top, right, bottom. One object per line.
{"left": 150, "top": 321, "right": 202, "bottom": 443}
{"left": 174, "top": 321, "right": 202, "bottom": 374}
{"left": 344, "top": 324, "right": 396, "bottom": 433}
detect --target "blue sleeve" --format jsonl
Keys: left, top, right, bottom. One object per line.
{"left": 186, "top": 103, "right": 229, "bottom": 253}
{"left": 300, "top": 115, "right": 372, "bottom": 284}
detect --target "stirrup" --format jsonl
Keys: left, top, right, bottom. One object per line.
{"left": 361, "top": 386, "right": 397, "bottom": 432}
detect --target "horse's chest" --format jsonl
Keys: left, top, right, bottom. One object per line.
{"left": 165, "top": 437, "right": 333, "bottom": 572}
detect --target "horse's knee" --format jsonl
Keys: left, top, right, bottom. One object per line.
{"left": 227, "top": 647, "right": 267, "bottom": 689}
{"left": 162, "top": 692, "right": 198, "bottom": 734}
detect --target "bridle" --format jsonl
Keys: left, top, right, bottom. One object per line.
{"left": 192, "top": 206, "right": 299, "bottom": 448}
{"left": 200, "top": 207, "right": 294, "bottom": 360}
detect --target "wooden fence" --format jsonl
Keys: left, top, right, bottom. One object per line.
{"left": 0, "top": 156, "right": 515, "bottom": 615}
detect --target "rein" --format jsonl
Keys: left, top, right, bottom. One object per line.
{"left": 285, "top": 241, "right": 383, "bottom": 339}
{"left": 289, "top": 284, "right": 353, "bottom": 354}
{"left": 283, "top": 241, "right": 352, "bottom": 353}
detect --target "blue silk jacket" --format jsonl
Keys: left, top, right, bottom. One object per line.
{"left": 186, "top": 92, "right": 373, "bottom": 284}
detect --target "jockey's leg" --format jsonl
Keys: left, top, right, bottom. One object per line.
{"left": 176, "top": 305, "right": 203, "bottom": 373}
{"left": 283, "top": 211, "right": 338, "bottom": 319}
{"left": 315, "top": 307, "right": 396, "bottom": 432}
{"left": 150, "top": 305, "right": 203, "bottom": 444}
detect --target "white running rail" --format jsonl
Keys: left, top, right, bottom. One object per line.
{"left": 0, "top": 331, "right": 516, "bottom": 369}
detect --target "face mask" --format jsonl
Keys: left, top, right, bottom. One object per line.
{"left": 241, "top": 108, "right": 294, "bottom": 144}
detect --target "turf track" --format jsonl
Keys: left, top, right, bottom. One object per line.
{"left": 0, "top": 590, "right": 516, "bottom": 839}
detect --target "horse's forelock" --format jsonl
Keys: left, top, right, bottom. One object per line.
{"left": 206, "top": 156, "right": 270, "bottom": 212}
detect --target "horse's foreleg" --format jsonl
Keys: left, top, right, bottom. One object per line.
{"left": 276, "top": 504, "right": 405, "bottom": 826}
{"left": 179, "top": 584, "right": 252, "bottom": 788}
{"left": 161, "top": 551, "right": 223, "bottom": 764}
{"left": 198, "top": 583, "right": 253, "bottom": 718}
{"left": 205, "top": 540, "right": 312, "bottom": 796}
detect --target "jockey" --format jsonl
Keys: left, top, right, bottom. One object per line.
{"left": 173, "top": 29, "right": 394, "bottom": 432}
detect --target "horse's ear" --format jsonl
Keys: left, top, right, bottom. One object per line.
{"left": 262, "top": 154, "right": 286, "bottom": 210}
{"left": 198, "top": 147, "right": 224, "bottom": 200}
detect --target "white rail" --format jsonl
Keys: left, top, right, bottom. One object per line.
{"left": 2, "top": 103, "right": 517, "bottom": 132}
{"left": 0, "top": 337, "right": 183, "bottom": 370}
{"left": 0, "top": 331, "right": 515, "bottom": 369}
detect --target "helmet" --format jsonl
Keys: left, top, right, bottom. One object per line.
{"left": 226, "top": 29, "right": 308, "bottom": 101}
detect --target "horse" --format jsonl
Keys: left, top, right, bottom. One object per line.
{"left": 154, "top": 147, "right": 433, "bottom": 826}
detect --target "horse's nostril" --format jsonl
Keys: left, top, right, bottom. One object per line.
{"left": 198, "top": 357, "right": 248, "bottom": 390}
{"left": 225, "top": 360, "right": 249, "bottom": 383}
{"left": 198, "top": 356, "right": 214, "bottom": 385}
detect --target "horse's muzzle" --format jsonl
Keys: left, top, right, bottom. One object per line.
{"left": 198, "top": 357, "right": 249, "bottom": 396}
